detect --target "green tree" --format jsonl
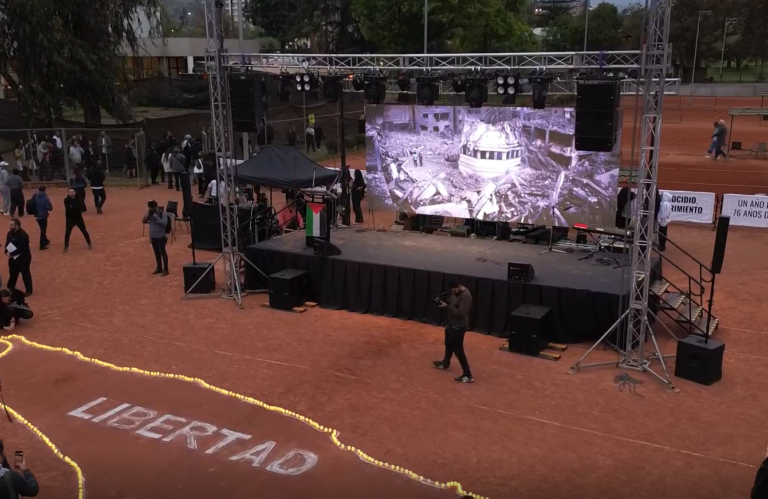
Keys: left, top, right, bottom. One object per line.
{"left": 544, "top": 2, "right": 621, "bottom": 51}
{"left": 620, "top": 2, "right": 645, "bottom": 50}
{"left": 0, "top": 0, "right": 161, "bottom": 124}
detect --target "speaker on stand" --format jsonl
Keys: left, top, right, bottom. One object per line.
{"left": 674, "top": 216, "right": 730, "bottom": 385}
{"left": 228, "top": 74, "right": 266, "bottom": 133}
{"left": 181, "top": 171, "right": 215, "bottom": 294}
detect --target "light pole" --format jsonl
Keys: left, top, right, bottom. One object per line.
{"left": 424, "top": 0, "right": 428, "bottom": 54}
{"left": 583, "top": 0, "right": 590, "bottom": 52}
{"left": 719, "top": 17, "right": 737, "bottom": 79}
{"left": 690, "top": 10, "right": 712, "bottom": 100}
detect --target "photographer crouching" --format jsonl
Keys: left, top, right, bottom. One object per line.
{"left": 433, "top": 281, "right": 474, "bottom": 383}
{"left": 142, "top": 201, "right": 170, "bottom": 276}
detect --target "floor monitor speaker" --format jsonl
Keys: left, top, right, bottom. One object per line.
{"left": 507, "top": 262, "right": 535, "bottom": 282}
{"left": 508, "top": 304, "right": 552, "bottom": 355}
{"left": 269, "top": 269, "right": 309, "bottom": 310}
{"left": 674, "top": 335, "right": 725, "bottom": 385}
{"left": 183, "top": 263, "right": 216, "bottom": 293}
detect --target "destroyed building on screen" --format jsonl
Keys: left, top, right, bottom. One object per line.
{"left": 365, "top": 105, "right": 620, "bottom": 226}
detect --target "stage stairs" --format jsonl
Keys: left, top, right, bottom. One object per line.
{"left": 646, "top": 234, "right": 719, "bottom": 338}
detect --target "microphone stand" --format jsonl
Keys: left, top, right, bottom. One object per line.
{"left": 539, "top": 205, "right": 567, "bottom": 255}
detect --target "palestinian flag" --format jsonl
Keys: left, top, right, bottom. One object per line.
{"left": 306, "top": 202, "right": 327, "bottom": 238}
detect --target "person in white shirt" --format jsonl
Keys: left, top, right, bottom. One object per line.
{"left": 204, "top": 179, "right": 228, "bottom": 204}
{"left": 52, "top": 131, "right": 62, "bottom": 149}
{"left": 656, "top": 191, "right": 672, "bottom": 252}
{"left": 98, "top": 131, "right": 111, "bottom": 162}
{"left": 192, "top": 152, "right": 205, "bottom": 197}
{"left": 305, "top": 125, "right": 316, "bottom": 153}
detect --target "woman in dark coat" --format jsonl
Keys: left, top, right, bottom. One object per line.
{"left": 70, "top": 166, "right": 87, "bottom": 211}
{"left": 351, "top": 169, "right": 366, "bottom": 224}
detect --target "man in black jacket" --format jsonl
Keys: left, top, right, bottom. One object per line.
{"left": 753, "top": 456, "right": 768, "bottom": 499}
{"left": 0, "top": 440, "right": 39, "bottom": 499}
{"left": 87, "top": 161, "right": 107, "bottom": 214}
{"left": 5, "top": 218, "right": 32, "bottom": 296}
{"left": 433, "top": 281, "right": 474, "bottom": 383}
{"left": 63, "top": 188, "right": 92, "bottom": 253}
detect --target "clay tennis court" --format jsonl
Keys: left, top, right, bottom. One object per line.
{"left": 1, "top": 96, "right": 767, "bottom": 499}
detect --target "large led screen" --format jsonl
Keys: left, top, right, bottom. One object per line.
{"left": 364, "top": 105, "right": 621, "bottom": 227}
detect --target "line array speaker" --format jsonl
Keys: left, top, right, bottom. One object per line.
{"left": 228, "top": 74, "right": 266, "bottom": 133}
{"left": 711, "top": 215, "right": 730, "bottom": 274}
{"left": 575, "top": 82, "right": 620, "bottom": 153}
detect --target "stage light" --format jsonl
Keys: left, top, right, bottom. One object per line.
{"left": 321, "top": 74, "right": 344, "bottom": 103}
{"left": 397, "top": 72, "right": 411, "bottom": 92}
{"left": 295, "top": 72, "right": 318, "bottom": 93}
{"left": 528, "top": 70, "right": 553, "bottom": 110}
{"left": 363, "top": 74, "right": 387, "bottom": 104}
{"left": 451, "top": 76, "right": 465, "bottom": 93}
{"left": 416, "top": 75, "right": 439, "bottom": 106}
{"left": 464, "top": 76, "right": 488, "bottom": 109}
{"left": 627, "top": 68, "right": 639, "bottom": 79}
{"left": 494, "top": 72, "right": 520, "bottom": 105}
{"left": 274, "top": 73, "right": 292, "bottom": 102}
{"left": 351, "top": 74, "right": 365, "bottom": 91}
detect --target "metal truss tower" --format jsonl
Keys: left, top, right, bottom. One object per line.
{"left": 203, "top": 0, "right": 243, "bottom": 305}
{"left": 569, "top": 0, "right": 675, "bottom": 388}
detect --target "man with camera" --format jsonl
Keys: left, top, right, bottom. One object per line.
{"left": 142, "top": 201, "right": 170, "bottom": 276}
{"left": 0, "top": 440, "right": 39, "bottom": 498}
{"left": 433, "top": 281, "right": 474, "bottom": 383}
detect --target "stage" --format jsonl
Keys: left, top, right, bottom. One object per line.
{"left": 244, "top": 228, "right": 662, "bottom": 343}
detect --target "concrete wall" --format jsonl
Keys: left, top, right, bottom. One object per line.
{"left": 680, "top": 83, "right": 768, "bottom": 97}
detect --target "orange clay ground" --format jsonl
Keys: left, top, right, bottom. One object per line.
{"left": 1, "top": 96, "right": 767, "bottom": 499}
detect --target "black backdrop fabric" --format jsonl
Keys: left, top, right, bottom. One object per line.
{"left": 244, "top": 243, "right": 660, "bottom": 344}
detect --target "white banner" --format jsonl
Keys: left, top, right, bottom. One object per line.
{"left": 721, "top": 194, "right": 768, "bottom": 228}
{"left": 663, "top": 190, "right": 716, "bottom": 224}
{"left": 618, "top": 189, "right": 716, "bottom": 224}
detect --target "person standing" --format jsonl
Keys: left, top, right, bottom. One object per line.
{"left": 5, "top": 218, "right": 32, "bottom": 297}
{"left": 7, "top": 169, "right": 24, "bottom": 217}
{"left": 69, "top": 166, "right": 87, "bottom": 212}
{"left": 0, "top": 162, "right": 9, "bottom": 216}
{"left": 170, "top": 147, "right": 184, "bottom": 191}
{"left": 657, "top": 191, "right": 672, "bottom": 252}
{"left": 69, "top": 139, "right": 84, "bottom": 171}
{"left": 305, "top": 125, "right": 316, "bottom": 153}
{"left": 98, "top": 131, "right": 112, "bottom": 164}
{"left": 142, "top": 201, "right": 170, "bottom": 276}
{"left": 13, "top": 141, "right": 24, "bottom": 172}
{"left": 147, "top": 143, "right": 160, "bottom": 185}
{"left": 87, "top": 160, "right": 107, "bottom": 214}
{"left": 287, "top": 125, "right": 297, "bottom": 146}
{"left": 433, "top": 281, "right": 474, "bottom": 383}
{"left": 192, "top": 152, "right": 205, "bottom": 197}
{"left": 314, "top": 124, "right": 324, "bottom": 150}
{"left": 162, "top": 147, "right": 173, "bottom": 189}
{"left": 351, "top": 170, "right": 366, "bottom": 224}
{"left": 124, "top": 140, "right": 137, "bottom": 179}
{"left": 31, "top": 186, "right": 52, "bottom": 250}
{"left": 63, "top": 188, "right": 92, "bottom": 253}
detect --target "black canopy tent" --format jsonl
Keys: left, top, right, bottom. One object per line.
{"left": 235, "top": 144, "right": 340, "bottom": 189}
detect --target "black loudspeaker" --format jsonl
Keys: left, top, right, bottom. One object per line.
{"left": 179, "top": 172, "right": 192, "bottom": 218}
{"left": 496, "top": 222, "right": 511, "bottom": 240}
{"left": 675, "top": 335, "right": 725, "bottom": 385}
{"left": 269, "top": 269, "right": 308, "bottom": 310}
{"left": 508, "top": 304, "right": 552, "bottom": 355}
{"left": 711, "top": 216, "right": 730, "bottom": 274}
{"left": 507, "top": 262, "right": 535, "bottom": 282}
{"left": 575, "top": 81, "right": 620, "bottom": 153}
{"left": 183, "top": 263, "right": 216, "bottom": 293}
{"left": 576, "top": 83, "right": 620, "bottom": 111}
{"left": 228, "top": 74, "right": 266, "bottom": 133}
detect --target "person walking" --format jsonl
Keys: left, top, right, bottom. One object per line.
{"left": 711, "top": 119, "right": 728, "bottom": 161}
{"left": 162, "top": 148, "right": 174, "bottom": 189}
{"left": 0, "top": 162, "right": 9, "bottom": 216}
{"left": 7, "top": 169, "right": 24, "bottom": 217}
{"left": 433, "top": 281, "right": 474, "bottom": 383}
{"left": 31, "top": 186, "right": 52, "bottom": 250}
{"left": 351, "top": 170, "right": 366, "bottom": 224}
{"left": 87, "top": 160, "right": 107, "bottom": 214}
{"left": 5, "top": 218, "right": 33, "bottom": 297}
{"left": 63, "top": 188, "right": 92, "bottom": 253}
{"left": 142, "top": 201, "right": 170, "bottom": 276}
{"left": 705, "top": 121, "right": 718, "bottom": 158}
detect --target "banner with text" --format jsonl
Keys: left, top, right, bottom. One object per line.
{"left": 663, "top": 190, "right": 716, "bottom": 224}
{"left": 721, "top": 194, "right": 768, "bottom": 228}
{"left": 619, "top": 189, "right": 716, "bottom": 224}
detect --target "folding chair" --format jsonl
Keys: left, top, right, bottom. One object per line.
{"left": 166, "top": 200, "right": 190, "bottom": 233}
{"left": 751, "top": 142, "right": 767, "bottom": 159}
{"left": 166, "top": 212, "right": 177, "bottom": 244}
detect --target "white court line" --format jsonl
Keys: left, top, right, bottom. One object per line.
{"left": 464, "top": 402, "right": 756, "bottom": 469}
{"left": 722, "top": 326, "right": 768, "bottom": 336}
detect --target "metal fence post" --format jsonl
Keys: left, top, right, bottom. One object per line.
{"left": 62, "top": 129, "right": 70, "bottom": 182}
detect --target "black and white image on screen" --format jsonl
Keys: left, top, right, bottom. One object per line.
{"left": 364, "top": 105, "right": 621, "bottom": 226}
